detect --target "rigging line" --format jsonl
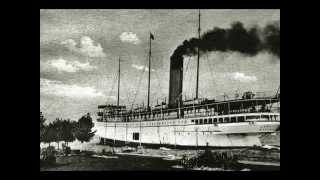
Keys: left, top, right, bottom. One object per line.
{"left": 154, "top": 69, "right": 164, "bottom": 104}
{"left": 124, "top": 81, "right": 133, "bottom": 106}
{"left": 125, "top": 55, "right": 138, "bottom": 106}
{"left": 130, "top": 50, "right": 150, "bottom": 107}
{"left": 128, "top": 74, "right": 140, "bottom": 107}
{"left": 189, "top": 59, "right": 196, "bottom": 98}
{"left": 172, "top": 59, "right": 189, "bottom": 104}
{"left": 183, "top": 56, "right": 192, "bottom": 99}
{"left": 121, "top": 58, "right": 132, "bottom": 106}
{"left": 148, "top": 57, "right": 160, "bottom": 106}
{"left": 131, "top": 69, "right": 145, "bottom": 106}
{"left": 206, "top": 53, "right": 219, "bottom": 96}
{"left": 131, "top": 57, "right": 148, "bottom": 108}
{"left": 185, "top": 58, "right": 192, "bottom": 98}
{"left": 107, "top": 69, "right": 117, "bottom": 103}
{"left": 205, "top": 53, "right": 215, "bottom": 97}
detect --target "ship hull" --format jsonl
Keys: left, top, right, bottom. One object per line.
{"left": 94, "top": 120, "right": 280, "bottom": 147}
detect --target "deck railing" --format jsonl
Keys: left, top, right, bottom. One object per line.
{"left": 96, "top": 90, "right": 280, "bottom": 122}
{"left": 97, "top": 104, "right": 279, "bottom": 122}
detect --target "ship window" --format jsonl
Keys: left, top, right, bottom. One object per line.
{"left": 200, "top": 119, "right": 203, "bottom": 124}
{"left": 195, "top": 120, "right": 199, "bottom": 124}
{"left": 238, "top": 116, "right": 245, "bottom": 122}
{"left": 219, "top": 118, "right": 223, "bottom": 123}
{"left": 213, "top": 118, "right": 217, "bottom": 123}
{"left": 224, "top": 117, "right": 230, "bottom": 123}
{"left": 231, "top": 117, "right": 236, "bottom": 123}
{"left": 247, "top": 116, "right": 260, "bottom": 120}
{"left": 209, "top": 118, "right": 212, "bottom": 124}
{"left": 204, "top": 119, "right": 208, "bottom": 124}
{"left": 133, "top": 133, "right": 139, "bottom": 140}
{"left": 191, "top": 120, "right": 195, "bottom": 123}
{"left": 261, "top": 115, "right": 270, "bottom": 120}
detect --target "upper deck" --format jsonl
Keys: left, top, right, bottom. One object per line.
{"left": 96, "top": 91, "right": 280, "bottom": 123}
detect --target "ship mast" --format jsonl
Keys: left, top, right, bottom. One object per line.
{"left": 147, "top": 33, "right": 153, "bottom": 109}
{"left": 117, "top": 56, "right": 120, "bottom": 107}
{"left": 195, "top": 9, "right": 201, "bottom": 99}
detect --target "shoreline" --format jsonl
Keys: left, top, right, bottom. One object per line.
{"left": 41, "top": 153, "right": 280, "bottom": 171}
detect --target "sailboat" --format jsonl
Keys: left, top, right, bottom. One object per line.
{"left": 94, "top": 10, "right": 280, "bottom": 148}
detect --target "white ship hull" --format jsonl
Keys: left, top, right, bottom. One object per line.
{"left": 94, "top": 114, "right": 280, "bottom": 147}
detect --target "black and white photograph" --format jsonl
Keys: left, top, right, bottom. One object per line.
{"left": 40, "top": 9, "right": 280, "bottom": 171}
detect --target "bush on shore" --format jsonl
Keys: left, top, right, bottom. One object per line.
{"left": 40, "top": 146, "right": 57, "bottom": 165}
{"left": 62, "top": 143, "right": 71, "bottom": 156}
{"left": 180, "top": 150, "right": 240, "bottom": 170}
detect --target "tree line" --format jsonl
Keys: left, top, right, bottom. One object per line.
{"left": 40, "top": 112, "right": 96, "bottom": 149}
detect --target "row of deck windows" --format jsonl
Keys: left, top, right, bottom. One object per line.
{"left": 190, "top": 115, "right": 278, "bottom": 125}
{"left": 191, "top": 117, "right": 244, "bottom": 125}
{"left": 106, "top": 115, "right": 278, "bottom": 126}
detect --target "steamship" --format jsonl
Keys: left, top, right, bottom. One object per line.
{"left": 94, "top": 10, "right": 280, "bottom": 148}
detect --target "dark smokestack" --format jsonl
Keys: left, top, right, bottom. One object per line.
{"left": 168, "top": 55, "right": 183, "bottom": 108}
{"left": 168, "top": 21, "right": 280, "bottom": 107}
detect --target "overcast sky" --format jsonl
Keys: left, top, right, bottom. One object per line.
{"left": 40, "top": 9, "right": 280, "bottom": 123}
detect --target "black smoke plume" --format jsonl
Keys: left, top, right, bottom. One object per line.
{"left": 170, "top": 21, "right": 280, "bottom": 68}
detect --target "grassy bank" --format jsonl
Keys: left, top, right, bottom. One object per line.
{"left": 40, "top": 153, "right": 279, "bottom": 171}
{"left": 41, "top": 154, "right": 181, "bottom": 171}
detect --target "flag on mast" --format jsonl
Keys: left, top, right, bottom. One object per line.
{"left": 150, "top": 33, "right": 154, "bottom": 40}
